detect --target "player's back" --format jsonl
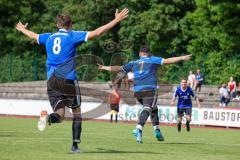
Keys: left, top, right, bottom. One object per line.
{"left": 123, "top": 56, "right": 164, "bottom": 92}
{"left": 38, "top": 29, "right": 88, "bottom": 80}
{"left": 45, "top": 29, "right": 87, "bottom": 66}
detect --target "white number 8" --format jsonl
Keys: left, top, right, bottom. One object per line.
{"left": 53, "top": 37, "right": 61, "bottom": 54}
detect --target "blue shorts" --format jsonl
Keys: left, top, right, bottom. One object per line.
{"left": 177, "top": 108, "right": 192, "bottom": 117}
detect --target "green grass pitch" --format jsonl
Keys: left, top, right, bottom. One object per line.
{"left": 0, "top": 117, "right": 240, "bottom": 160}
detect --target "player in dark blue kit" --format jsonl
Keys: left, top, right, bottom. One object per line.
{"left": 15, "top": 9, "right": 128, "bottom": 153}
{"left": 171, "top": 79, "right": 200, "bottom": 132}
{"left": 99, "top": 46, "right": 191, "bottom": 143}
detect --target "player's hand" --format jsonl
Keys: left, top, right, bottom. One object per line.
{"left": 170, "top": 101, "right": 175, "bottom": 106}
{"left": 115, "top": 8, "right": 129, "bottom": 22}
{"left": 16, "top": 21, "right": 28, "bottom": 32}
{"left": 181, "top": 55, "right": 191, "bottom": 61}
{"left": 97, "top": 63, "right": 103, "bottom": 70}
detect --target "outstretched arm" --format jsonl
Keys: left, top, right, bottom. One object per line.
{"left": 88, "top": 8, "right": 129, "bottom": 40}
{"left": 98, "top": 64, "right": 122, "bottom": 72}
{"left": 15, "top": 22, "right": 38, "bottom": 41}
{"left": 163, "top": 55, "right": 191, "bottom": 65}
{"left": 98, "top": 64, "right": 126, "bottom": 86}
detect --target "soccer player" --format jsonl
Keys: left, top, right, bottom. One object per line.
{"left": 171, "top": 79, "right": 200, "bottom": 132}
{"left": 15, "top": 9, "right": 129, "bottom": 153}
{"left": 98, "top": 46, "right": 191, "bottom": 143}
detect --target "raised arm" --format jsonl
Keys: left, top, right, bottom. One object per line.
{"left": 87, "top": 8, "right": 129, "bottom": 40}
{"left": 98, "top": 64, "right": 122, "bottom": 72}
{"left": 163, "top": 55, "right": 191, "bottom": 65}
{"left": 15, "top": 22, "right": 38, "bottom": 41}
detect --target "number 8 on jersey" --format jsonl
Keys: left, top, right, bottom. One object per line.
{"left": 53, "top": 37, "right": 61, "bottom": 54}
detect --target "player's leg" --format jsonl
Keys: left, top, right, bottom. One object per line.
{"left": 185, "top": 108, "right": 192, "bottom": 132}
{"left": 38, "top": 79, "right": 67, "bottom": 131}
{"left": 71, "top": 106, "right": 82, "bottom": 153}
{"left": 70, "top": 80, "right": 82, "bottom": 153}
{"left": 138, "top": 90, "right": 155, "bottom": 128}
{"left": 115, "top": 105, "right": 119, "bottom": 123}
{"left": 115, "top": 111, "right": 118, "bottom": 123}
{"left": 149, "top": 90, "right": 164, "bottom": 141}
{"left": 177, "top": 108, "right": 183, "bottom": 132}
{"left": 110, "top": 109, "right": 114, "bottom": 123}
{"left": 133, "top": 90, "right": 155, "bottom": 143}
{"left": 132, "top": 96, "right": 144, "bottom": 143}
{"left": 151, "top": 107, "right": 164, "bottom": 141}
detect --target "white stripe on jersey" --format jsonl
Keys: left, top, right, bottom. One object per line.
{"left": 85, "top": 32, "right": 89, "bottom": 42}
{"left": 173, "top": 87, "right": 178, "bottom": 98}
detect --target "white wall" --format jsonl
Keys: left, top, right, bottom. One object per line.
{"left": 0, "top": 99, "right": 239, "bottom": 128}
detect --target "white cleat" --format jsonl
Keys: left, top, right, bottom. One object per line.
{"left": 38, "top": 110, "right": 49, "bottom": 131}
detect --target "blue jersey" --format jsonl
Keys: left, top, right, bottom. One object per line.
{"left": 122, "top": 56, "right": 164, "bottom": 92}
{"left": 38, "top": 29, "right": 88, "bottom": 80}
{"left": 195, "top": 74, "right": 203, "bottom": 81}
{"left": 173, "top": 86, "right": 195, "bottom": 108}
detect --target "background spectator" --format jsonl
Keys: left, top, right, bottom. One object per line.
{"left": 187, "top": 70, "right": 196, "bottom": 89}
{"left": 233, "top": 82, "right": 240, "bottom": 101}
{"left": 227, "top": 76, "right": 237, "bottom": 99}
{"left": 195, "top": 69, "right": 204, "bottom": 92}
{"left": 219, "top": 83, "right": 230, "bottom": 107}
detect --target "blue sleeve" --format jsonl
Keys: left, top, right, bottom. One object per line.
{"left": 122, "top": 61, "right": 134, "bottom": 73}
{"left": 37, "top": 33, "right": 51, "bottom": 45}
{"left": 71, "top": 31, "right": 89, "bottom": 44}
{"left": 151, "top": 56, "right": 164, "bottom": 65}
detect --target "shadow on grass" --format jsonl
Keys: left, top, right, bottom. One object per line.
{"left": 0, "top": 134, "right": 15, "bottom": 137}
{"left": 161, "top": 142, "right": 204, "bottom": 145}
{"left": 66, "top": 147, "right": 163, "bottom": 154}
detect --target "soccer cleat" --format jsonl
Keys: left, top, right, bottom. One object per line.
{"left": 177, "top": 123, "right": 181, "bottom": 132}
{"left": 37, "top": 110, "right": 49, "bottom": 131}
{"left": 71, "top": 146, "right": 80, "bottom": 154}
{"left": 155, "top": 129, "right": 164, "bottom": 141}
{"left": 132, "top": 129, "right": 143, "bottom": 143}
{"left": 186, "top": 122, "right": 190, "bottom": 132}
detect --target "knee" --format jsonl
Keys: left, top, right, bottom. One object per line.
{"left": 143, "top": 106, "right": 152, "bottom": 113}
{"left": 178, "top": 117, "right": 182, "bottom": 122}
{"left": 186, "top": 116, "right": 191, "bottom": 122}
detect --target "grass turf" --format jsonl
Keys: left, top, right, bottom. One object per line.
{"left": 0, "top": 117, "right": 240, "bottom": 160}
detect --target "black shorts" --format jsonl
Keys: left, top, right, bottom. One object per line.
{"left": 47, "top": 74, "right": 81, "bottom": 111}
{"left": 134, "top": 89, "right": 158, "bottom": 112}
{"left": 177, "top": 108, "right": 192, "bottom": 117}
{"left": 110, "top": 104, "right": 119, "bottom": 112}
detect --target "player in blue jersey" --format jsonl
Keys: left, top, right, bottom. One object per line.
{"left": 98, "top": 46, "right": 191, "bottom": 143}
{"left": 15, "top": 9, "right": 128, "bottom": 153}
{"left": 171, "top": 79, "right": 200, "bottom": 132}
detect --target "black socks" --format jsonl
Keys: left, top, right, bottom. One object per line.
{"left": 48, "top": 113, "right": 62, "bottom": 124}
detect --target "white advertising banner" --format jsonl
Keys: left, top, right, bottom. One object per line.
{"left": 199, "top": 108, "right": 240, "bottom": 128}
{"left": 0, "top": 99, "right": 239, "bottom": 128}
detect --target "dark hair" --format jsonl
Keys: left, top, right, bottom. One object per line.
{"left": 56, "top": 14, "right": 72, "bottom": 29}
{"left": 140, "top": 46, "right": 151, "bottom": 56}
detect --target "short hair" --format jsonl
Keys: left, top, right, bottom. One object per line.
{"left": 140, "top": 46, "right": 151, "bottom": 56}
{"left": 56, "top": 14, "right": 72, "bottom": 29}
{"left": 181, "top": 79, "right": 187, "bottom": 83}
